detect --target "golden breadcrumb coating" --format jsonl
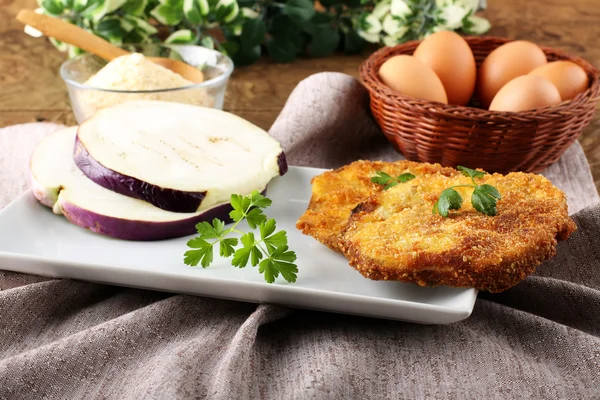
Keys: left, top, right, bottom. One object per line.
{"left": 296, "top": 160, "right": 458, "bottom": 251}
{"left": 339, "top": 171, "right": 576, "bottom": 293}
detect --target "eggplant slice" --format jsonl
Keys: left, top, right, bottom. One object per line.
{"left": 75, "top": 100, "right": 287, "bottom": 213}
{"left": 30, "top": 127, "right": 236, "bottom": 241}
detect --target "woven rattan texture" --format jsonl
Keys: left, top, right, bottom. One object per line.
{"left": 360, "top": 36, "right": 600, "bottom": 173}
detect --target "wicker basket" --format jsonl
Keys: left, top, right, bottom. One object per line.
{"left": 359, "top": 36, "right": 600, "bottom": 173}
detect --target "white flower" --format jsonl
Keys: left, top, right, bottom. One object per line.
{"left": 382, "top": 14, "right": 408, "bottom": 36}
{"left": 358, "top": 30, "right": 381, "bottom": 43}
{"left": 460, "top": 0, "right": 482, "bottom": 11}
{"left": 371, "top": 0, "right": 391, "bottom": 20}
{"left": 363, "top": 14, "right": 383, "bottom": 34}
{"left": 437, "top": 0, "right": 481, "bottom": 12}
{"left": 241, "top": 7, "right": 259, "bottom": 19}
{"left": 439, "top": 3, "right": 469, "bottom": 30}
{"left": 382, "top": 31, "right": 407, "bottom": 47}
{"left": 390, "top": 0, "right": 411, "bottom": 19}
{"left": 463, "top": 14, "right": 491, "bottom": 34}
{"left": 428, "top": 25, "right": 446, "bottom": 34}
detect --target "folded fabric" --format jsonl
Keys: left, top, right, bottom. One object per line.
{"left": 0, "top": 73, "right": 598, "bottom": 399}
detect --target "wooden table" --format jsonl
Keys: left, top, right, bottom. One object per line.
{"left": 1, "top": 0, "right": 599, "bottom": 190}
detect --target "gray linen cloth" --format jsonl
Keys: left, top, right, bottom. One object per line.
{"left": 0, "top": 73, "right": 599, "bottom": 399}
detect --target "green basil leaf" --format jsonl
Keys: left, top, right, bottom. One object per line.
{"left": 119, "top": 18, "right": 135, "bottom": 32}
{"left": 40, "top": 0, "right": 64, "bottom": 15}
{"left": 67, "top": 45, "right": 84, "bottom": 58}
{"left": 311, "top": 11, "right": 334, "bottom": 24}
{"left": 215, "top": 3, "right": 231, "bottom": 21}
{"left": 200, "top": 35, "right": 214, "bottom": 48}
{"left": 266, "top": 36, "right": 297, "bottom": 63}
{"left": 318, "top": 0, "right": 341, "bottom": 6}
{"left": 343, "top": 29, "right": 366, "bottom": 53}
{"left": 96, "top": 17, "right": 121, "bottom": 32}
{"left": 220, "top": 40, "right": 240, "bottom": 56}
{"left": 49, "top": 37, "right": 69, "bottom": 52}
{"left": 183, "top": 0, "right": 208, "bottom": 23}
{"left": 122, "top": 0, "right": 147, "bottom": 15}
{"left": 215, "top": 0, "right": 239, "bottom": 23}
{"left": 123, "top": 15, "right": 158, "bottom": 34}
{"left": 283, "top": 0, "right": 315, "bottom": 22}
{"left": 82, "top": 1, "right": 108, "bottom": 22}
{"left": 124, "top": 29, "right": 149, "bottom": 43}
{"left": 108, "top": 33, "right": 124, "bottom": 45}
{"left": 104, "top": 0, "right": 128, "bottom": 13}
{"left": 306, "top": 24, "right": 339, "bottom": 57}
{"left": 72, "top": 0, "right": 89, "bottom": 12}
{"left": 232, "top": 44, "right": 261, "bottom": 66}
{"left": 159, "top": 0, "right": 183, "bottom": 6}
{"left": 95, "top": 17, "right": 125, "bottom": 42}
{"left": 240, "top": 18, "right": 266, "bottom": 48}
{"left": 150, "top": 4, "right": 183, "bottom": 25}
{"left": 94, "top": 29, "right": 125, "bottom": 44}
{"left": 165, "top": 29, "right": 197, "bottom": 44}
{"left": 269, "top": 15, "right": 305, "bottom": 52}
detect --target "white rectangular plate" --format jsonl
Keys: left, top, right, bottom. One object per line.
{"left": 0, "top": 166, "right": 477, "bottom": 324}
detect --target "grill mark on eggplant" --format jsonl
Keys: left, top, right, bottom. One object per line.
{"left": 179, "top": 137, "right": 224, "bottom": 167}
{"left": 75, "top": 101, "right": 287, "bottom": 214}
{"left": 74, "top": 137, "right": 207, "bottom": 213}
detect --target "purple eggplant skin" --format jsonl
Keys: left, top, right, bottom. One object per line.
{"left": 277, "top": 152, "right": 288, "bottom": 176}
{"left": 60, "top": 200, "right": 234, "bottom": 241}
{"left": 74, "top": 137, "right": 289, "bottom": 213}
{"left": 73, "top": 137, "right": 207, "bottom": 213}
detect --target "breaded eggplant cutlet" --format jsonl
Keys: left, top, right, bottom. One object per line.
{"left": 296, "top": 160, "right": 458, "bottom": 251}
{"left": 339, "top": 170, "right": 576, "bottom": 293}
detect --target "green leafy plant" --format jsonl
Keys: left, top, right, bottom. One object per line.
{"left": 29, "top": 0, "right": 490, "bottom": 65}
{"left": 184, "top": 190, "right": 298, "bottom": 283}
{"left": 432, "top": 165, "right": 502, "bottom": 217}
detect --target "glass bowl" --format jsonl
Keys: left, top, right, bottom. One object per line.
{"left": 60, "top": 44, "right": 234, "bottom": 124}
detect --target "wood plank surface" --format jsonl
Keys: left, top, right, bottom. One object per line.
{"left": 1, "top": 0, "right": 599, "bottom": 191}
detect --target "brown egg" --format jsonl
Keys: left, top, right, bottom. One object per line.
{"left": 489, "top": 75, "right": 561, "bottom": 112}
{"left": 413, "top": 30, "right": 476, "bottom": 106}
{"left": 528, "top": 60, "right": 589, "bottom": 101}
{"left": 477, "top": 41, "right": 547, "bottom": 108}
{"left": 378, "top": 55, "right": 448, "bottom": 104}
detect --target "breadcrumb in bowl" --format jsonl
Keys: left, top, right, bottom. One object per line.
{"left": 60, "top": 44, "right": 234, "bottom": 123}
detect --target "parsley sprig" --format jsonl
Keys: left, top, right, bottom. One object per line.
{"left": 371, "top": 171, "right": 416, "bottom": 190}
{"left": 184, "top": 191, "right": 298, "bottom": 284}
{"left": 433, "top": 166, "right": 502, "bottom": 217}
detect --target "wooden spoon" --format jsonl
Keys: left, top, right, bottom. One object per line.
{"left": 16, "top": 9, "right": 204, "bottom": 83}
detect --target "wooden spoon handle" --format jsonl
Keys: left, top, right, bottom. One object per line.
{"left": 16, "top": 10, "right": 128, "bottom": 61}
